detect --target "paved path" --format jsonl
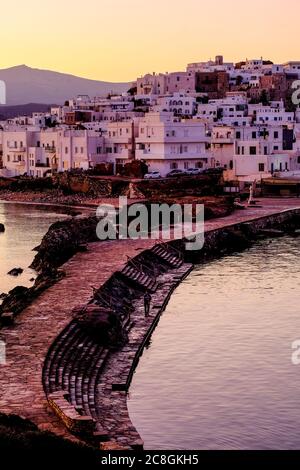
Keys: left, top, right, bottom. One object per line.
{"left": 0, "top": 198, "right": 300, "bottom": 440}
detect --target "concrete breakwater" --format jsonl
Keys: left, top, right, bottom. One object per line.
{"left": 39, "top": 203, "right": 300, "bottom": 450}
{"left": 1, "top": 199, "right": 300, "bottom": 449}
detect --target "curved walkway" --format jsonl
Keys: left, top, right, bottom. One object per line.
{"left": 0, "top": 239, "right": 155, "bottom": 439}
{"left": 0, "top": 198, "right": 300, "bottom": 442}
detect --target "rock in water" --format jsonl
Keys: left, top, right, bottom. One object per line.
{"left": 7, "top": 268, "right": 24, "bottom": 277}
{"left": 0, "top": 223, "right": 5, "bottom": 233}
{"left": 0, "top": 286, "right": 29, "bottom": 314}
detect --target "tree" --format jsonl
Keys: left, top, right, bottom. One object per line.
{"left": 260, "top": 90, "right": 270, "bottom": 106}
{"left": 127, "top": 86, "right": 137, "bottom": 96}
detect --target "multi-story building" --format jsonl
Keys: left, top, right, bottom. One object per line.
{"left": 195, "top": 71, "right": 229, "bottom": 99}
{"left": 154, "top": 93, "right": 197, "bottom": 116}
{"left": 105, "top": 120, "right": 139, "bottom": 166}
{"left": 0, "top": 128, "right": 106, "bottom": 176}
{"left": 187, "top": 56, "right": 234, "bottom": 74}
{"left": 135, "top": 112, "right": 211, "bottom": 175}
{"left": 137, "top": 72, "right": 195, "bottom": 96}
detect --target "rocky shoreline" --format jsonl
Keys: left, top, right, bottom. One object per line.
{"left": 0, "top": 216, "right": 100, "bottom": 325}
{"left": 0, "top": 195, "right": 235, "bottom": 326}
{"left": 0, "top": 189, "right": 112, "bottom": 207}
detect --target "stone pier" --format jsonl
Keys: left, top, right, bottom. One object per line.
{"left": 1, "top": 198, "right": 300, "bottom": 445}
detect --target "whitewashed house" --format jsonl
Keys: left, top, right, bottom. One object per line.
{"left": 135, "top": 112, "right": 211, "bottom": 175}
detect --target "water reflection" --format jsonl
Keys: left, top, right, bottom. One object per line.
{"left": 128, "top": 237, "right": 300, "bottom": 450}
{"left": 0, "top": 202, "right": 68, "bottom": 295}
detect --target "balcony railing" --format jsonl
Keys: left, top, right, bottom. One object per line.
{"left": 35, "top": 163, "right": 50, "bottom": 168}
{"left": 8, "top": 146, "right": 26, "bottom": 152}
{"left": 44, "top": 146, "right": 56, "bottom": 153}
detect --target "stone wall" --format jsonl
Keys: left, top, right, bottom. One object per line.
{"left": 48, "top": 392, "right": 95, "bottom": 435}
{"left": 0, "top": 173, "right": 223, "bottom": 199}
{"left": 31, "top": 216, "right": 99, "bottom": 272}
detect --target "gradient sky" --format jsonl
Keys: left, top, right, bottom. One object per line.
{"left": 1, "top": 0, "right": 299, "bottom": 82}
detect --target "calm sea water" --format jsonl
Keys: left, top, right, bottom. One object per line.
{"left": 128, "top": 237, "right": 300, "bottom": 450}
{"left": 0, "top": 202, "right": 69, "bottom": 296}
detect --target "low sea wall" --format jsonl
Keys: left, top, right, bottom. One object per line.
{"left": 2, "top": 200, "right": 300, "bottom": 451}
{"left": 41, "top": 206, "right": 300, "bottom": 449}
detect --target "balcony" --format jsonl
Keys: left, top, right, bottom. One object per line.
{"left": 8, "top": 146, "right": 26, "bottom": 152}
{"left": 44, "top": 146, "right": 56, "bottom": 153}
{"left": 35, "top": 163, "right": 50, "bottom": 168}
{"left": 11, "top": 160, "right": 25, "bottom": 167}
{"left": 211, "top": 137, "right": 234, "bottom": 144}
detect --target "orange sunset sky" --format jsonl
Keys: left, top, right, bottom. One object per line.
{"left": 0, "top": 0, "right": 298, "bottom": 82}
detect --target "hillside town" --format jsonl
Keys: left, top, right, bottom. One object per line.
{"left": 1, "top": 56, "right": 300, "bottom": 193}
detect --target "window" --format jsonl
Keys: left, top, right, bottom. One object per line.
{"left": 236, "top": 131, "right": 241, "bottom": 139}
{"left": 258, "top": 163, "right": 265, "bottom": 172}
{"left": 250, "top": 146, "right": 257, "bottom": 155}
{"left": 184, "top": 162, "right": 189, "bottom": 170}
{"left": 75, "top": 147, "right": 78, "bottom": 154}
{"left": 65, "top": 147, "right": 68, "bottom": 154}
{"left": 170, "top": 162, "right": 178, "bottom": 169}
{"left": 252, "top": 131, "right": 256, "bottom": 139}
{"left": 274, "top": 131, "right": 279, "bottom": 139}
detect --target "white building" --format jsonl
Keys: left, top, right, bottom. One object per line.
{"left": 105, "top": 120, "right": 139, "bottom": 165}
{"left": 135, "top": 112, "right": 211, "bottom": 175}
{"left": 0, "top": 128, "right": 106, "bottom": 177}
{"left": 154, "top": 93, "right": 197, "bottom": 116}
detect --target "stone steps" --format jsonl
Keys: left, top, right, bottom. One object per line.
{"left": 85, "top": 348, "right": 109, "bottom": 419}
{"left": 121, "top": 264, "right": 158, "bottom": 292}
{"left": 152, "top": 245, "right": 183, "bottom": 268}
{"left": 43, "top": 321, "right": 110, "bottom": 437}
{"left": 43, "top": 321, "right": 80, "bottom": 394}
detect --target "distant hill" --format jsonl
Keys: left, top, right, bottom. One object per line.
{"left": 0, "top": 103, "right": 55, "bottom": 120}
{"left": 0, "top": 65, "right": 132, "bottom": 105}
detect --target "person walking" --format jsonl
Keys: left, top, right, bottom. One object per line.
{"left": 144, "top": 292, "right": 152, "bottom": 317}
